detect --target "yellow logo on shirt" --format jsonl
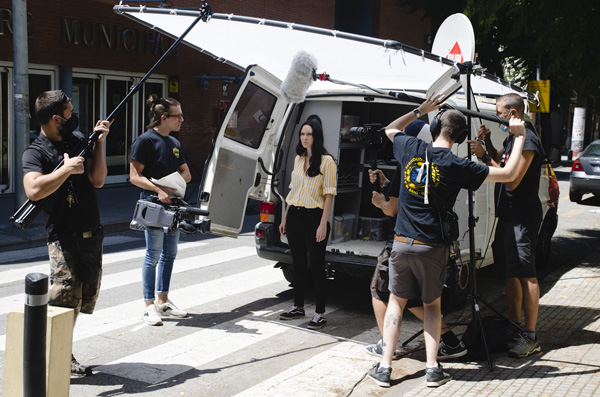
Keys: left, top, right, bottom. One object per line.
{"left": 404, "top": 157, "right": 439, "bottom": 196}
{"left": 173, "top": 148, "right": 180, "bottom": 158}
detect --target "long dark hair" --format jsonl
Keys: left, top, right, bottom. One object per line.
{"left": 295, "top": 118, "right": 331, "bottom": 177}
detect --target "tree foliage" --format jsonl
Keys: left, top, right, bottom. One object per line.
{"left": 401, "top": 0, "right": 600, "bottom": 111}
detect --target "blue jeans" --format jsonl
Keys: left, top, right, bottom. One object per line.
{"left": 142, "top": 228, "right": 180, "bottom": 302}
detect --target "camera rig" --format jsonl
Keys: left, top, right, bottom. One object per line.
{"left": 130, "top": 195, "right": 211, "bottom": 235}
{"left": 346, "top": 123, "right": 385, "bottom": 148}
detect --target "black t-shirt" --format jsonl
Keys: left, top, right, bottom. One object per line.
{"left": 130, "top": 129, "right": 186, "bottom": 180}
{"left": 393, "top": 134, "right": 489, "bottom": 244}
{"left": 22, "top": 131, "right": 100, "bottom": 242}
{"left": 495, "top": 127, "right": 543, "bottom": 223}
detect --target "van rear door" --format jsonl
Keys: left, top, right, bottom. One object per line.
{"left": 198, "top": 65, "right": 285, "bottom": 237}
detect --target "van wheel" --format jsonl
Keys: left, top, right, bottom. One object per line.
{"left": 569, "top": 189, "right": 583, "bottom": 203}
{"left": 281, "top": 266, "right": 294, "bottom": 285}
{"left": 441, "top": 261, "right": 470, "bottom": 312}
{"left": 536, "top": 213, "right": 557, "bottom": 269}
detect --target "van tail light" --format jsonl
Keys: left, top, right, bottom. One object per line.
{"left": 260, "top": 202, "right": 275, "bottom": 223}
{"left": 571, "top": 159, "right": 583, "bottom": 172}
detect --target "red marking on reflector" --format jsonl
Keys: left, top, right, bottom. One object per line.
{"left": 446, "top": 42, "right": 464, "bottom": 63}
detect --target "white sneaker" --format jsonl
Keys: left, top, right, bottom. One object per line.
{"left": 143, "top": 304, "right": 163, "bottom": 326}
{"left": 156, "top": 299, "right": 188, "bottom": 318}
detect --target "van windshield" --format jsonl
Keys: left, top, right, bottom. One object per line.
{"left": 224, "top": 82, "right": 276, "bottom": 149}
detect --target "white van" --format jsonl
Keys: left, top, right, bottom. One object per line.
{"left": 116, "top": 7, "right": 559, "bottom": 305}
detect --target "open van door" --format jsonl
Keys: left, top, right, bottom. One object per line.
{"left": 198, "top": 65, "right": 286, "bottom": 238}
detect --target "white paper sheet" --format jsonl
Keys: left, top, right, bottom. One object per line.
{"left": 150, "top": 171, "right": 187, "bottom": 198}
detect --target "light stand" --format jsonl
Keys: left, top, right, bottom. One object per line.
{"left": 462, "top": 61, "right": 494, "bottom": 370}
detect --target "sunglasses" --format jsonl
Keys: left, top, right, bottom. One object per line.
{"left": 166, "top": 113, "right": 184, "bottom": 120}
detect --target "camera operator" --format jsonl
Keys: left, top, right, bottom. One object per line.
{"left": 364, "top": 120, "right": 467, "bottom": 362}
{"left": 368, "top": 94, "right": 528, "bottom": 388}
{"left": 467, "top": 93, "right": 544, "bottom": 358}
{"left": 22, "top": 90, "right": 111, "bottom": 376}
{"left": 129, "top": 95, "right": 191, "bottom": 326}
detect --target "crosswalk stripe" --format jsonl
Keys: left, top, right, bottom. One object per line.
{"left": 93, "top": 300, "right": 350, "bottom": 384}
{"left": 0, "top": 263, "right": 284, "bottom": 351}
{"left": 97, "top": 318, "right": 289, "bottom": 384}
{"left": 234, "top": 341, "right": 372, "bottom": 397}
{"left": 0, "top": 245, "right": 253, "bottom": 317}
{"left": 0, "top": 240, "right": 208, "bottom": 286}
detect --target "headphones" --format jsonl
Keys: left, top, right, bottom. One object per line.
{"left": 429, "top": 109, "right": 468, "bottom": 144}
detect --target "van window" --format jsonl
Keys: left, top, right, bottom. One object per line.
{"left": 224, "top": 82, "right": 276, "bottom": 149}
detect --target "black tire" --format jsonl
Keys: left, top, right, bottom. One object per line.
{"left": 281, "top": 266, "right": 294, "bottom": 285}
{"left": 535, "top": 213, "right": 557, "bottom": 269}
{"left": 441, "top": 260, "right": 471, "bottom": 312}
{"left": 569, "top": 188, "right": 583, "bottom": 203}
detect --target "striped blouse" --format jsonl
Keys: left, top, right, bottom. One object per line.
{"left": 285, "top": 154, "right": 337, "bottom": 209}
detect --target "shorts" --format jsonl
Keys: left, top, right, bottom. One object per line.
{"left": 369, "top": 242, "right": 423, "bottom": 309}
{"left": 48, "top": 240, "right": 103, "bottom": 318}
{"left": 388, "top": 239, "right": 448, "bottom": 304}
{"left": 492, "top": 219, "right": 540, "bottom": 278}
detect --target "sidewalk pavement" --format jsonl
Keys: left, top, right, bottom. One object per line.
{"left": 0, "top": 184, "right": 141, "bottom": 249}
{"left": 353, "top": 253, "right": 600, "bottom": 396}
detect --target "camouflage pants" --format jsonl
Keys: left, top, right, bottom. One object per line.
{"left": 48, "top": 240, "right": 102, "bottom": 320}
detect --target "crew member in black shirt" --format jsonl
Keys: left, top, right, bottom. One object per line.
{"left": 469, "top": 93, "right": 544, "bottom": 358}
{"left": 22, "top": 90, "right": 111, "bottom": 376}
{"left": 368, "top": 94, "right": 527, "bottom": 388}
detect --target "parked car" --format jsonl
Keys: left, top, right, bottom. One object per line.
{"left": 116, "top": 6, "right": 559, "bottom": 307}
{"left": 569, "top": 139, "right": 600, "bottom": 203}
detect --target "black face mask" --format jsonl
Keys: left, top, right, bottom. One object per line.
{"left": 59, "top": 113, "right": 79, "bottom": 138}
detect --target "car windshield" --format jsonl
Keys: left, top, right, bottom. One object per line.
{"left": 583, "top": 143, "right": 600, "bottom": 157}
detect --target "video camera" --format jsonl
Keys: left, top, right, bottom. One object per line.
{"left": 346, "top": 123, "right": 385, "bottom": 148}
{"left": 130, "top": 196, "right": 211, "bottom": 235}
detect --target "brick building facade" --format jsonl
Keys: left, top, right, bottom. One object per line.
{"left": 0, "top": 0, "right": 430, "bottom": 200}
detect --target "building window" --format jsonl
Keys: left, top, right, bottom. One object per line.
{"left": 105, "top": 77, "right": 133, "bottom": 177}
{"left": 0, "top": 70, "right": 9, "bottom": 188}
{"left": 28, "top": 72, "right": 53, "bottom": 142}
{"left": 73, "top": 76, "right": 101, "bottom": 138}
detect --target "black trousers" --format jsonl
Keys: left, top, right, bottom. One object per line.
{"left": 286, "top": 206, "right": 330, "bottom": 314}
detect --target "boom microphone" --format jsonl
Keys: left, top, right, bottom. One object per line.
{"left": 281, "top": 50, "right": 317, "bottom": 103}
{"left": 453, "top": 106, "right": 509, "bottom": 125}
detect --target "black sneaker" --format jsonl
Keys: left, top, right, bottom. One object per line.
{"left": 71, "top": 354, "right": 92, "bottom": 377}
{"left": 425, "top": 364, "right": 451, "bottom": 387}
{"left": 367, "top": 363, "right": 391, "bottom": 388}
{"left": 437, "top": 340, "right": 468, "bottom": 360}
{"left": 364, "top": 339, "right": 401, "bottom": 360}
{"left": 279, "top": 306, "right": 305, "bottom": 320}
{"left": 307, "top": 314, "right": 327, "bottom": 330}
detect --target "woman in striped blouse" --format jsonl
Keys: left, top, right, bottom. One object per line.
{"left": 279, "top": 117, "right": 337, "bottom": 330}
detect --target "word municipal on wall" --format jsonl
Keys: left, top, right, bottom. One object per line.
{"left": 0, "top": 8, "right": 174, "bottom": 56}
{"left": 61, "top": 18, "right": 174, "bottom": 55}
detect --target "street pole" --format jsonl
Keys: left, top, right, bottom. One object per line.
{"left": 12, "top": 0, "right": 30, "bottom": 212}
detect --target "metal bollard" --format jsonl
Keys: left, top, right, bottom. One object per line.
{"left": 24, "top": 273, "right": 48, "bottom": 397}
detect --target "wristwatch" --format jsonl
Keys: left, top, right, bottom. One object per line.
{"left": 413, "top": 108, "right": 421, "bottom": 118}
{"left": 478, "top": 152, "right": 491, "bottom": 163}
